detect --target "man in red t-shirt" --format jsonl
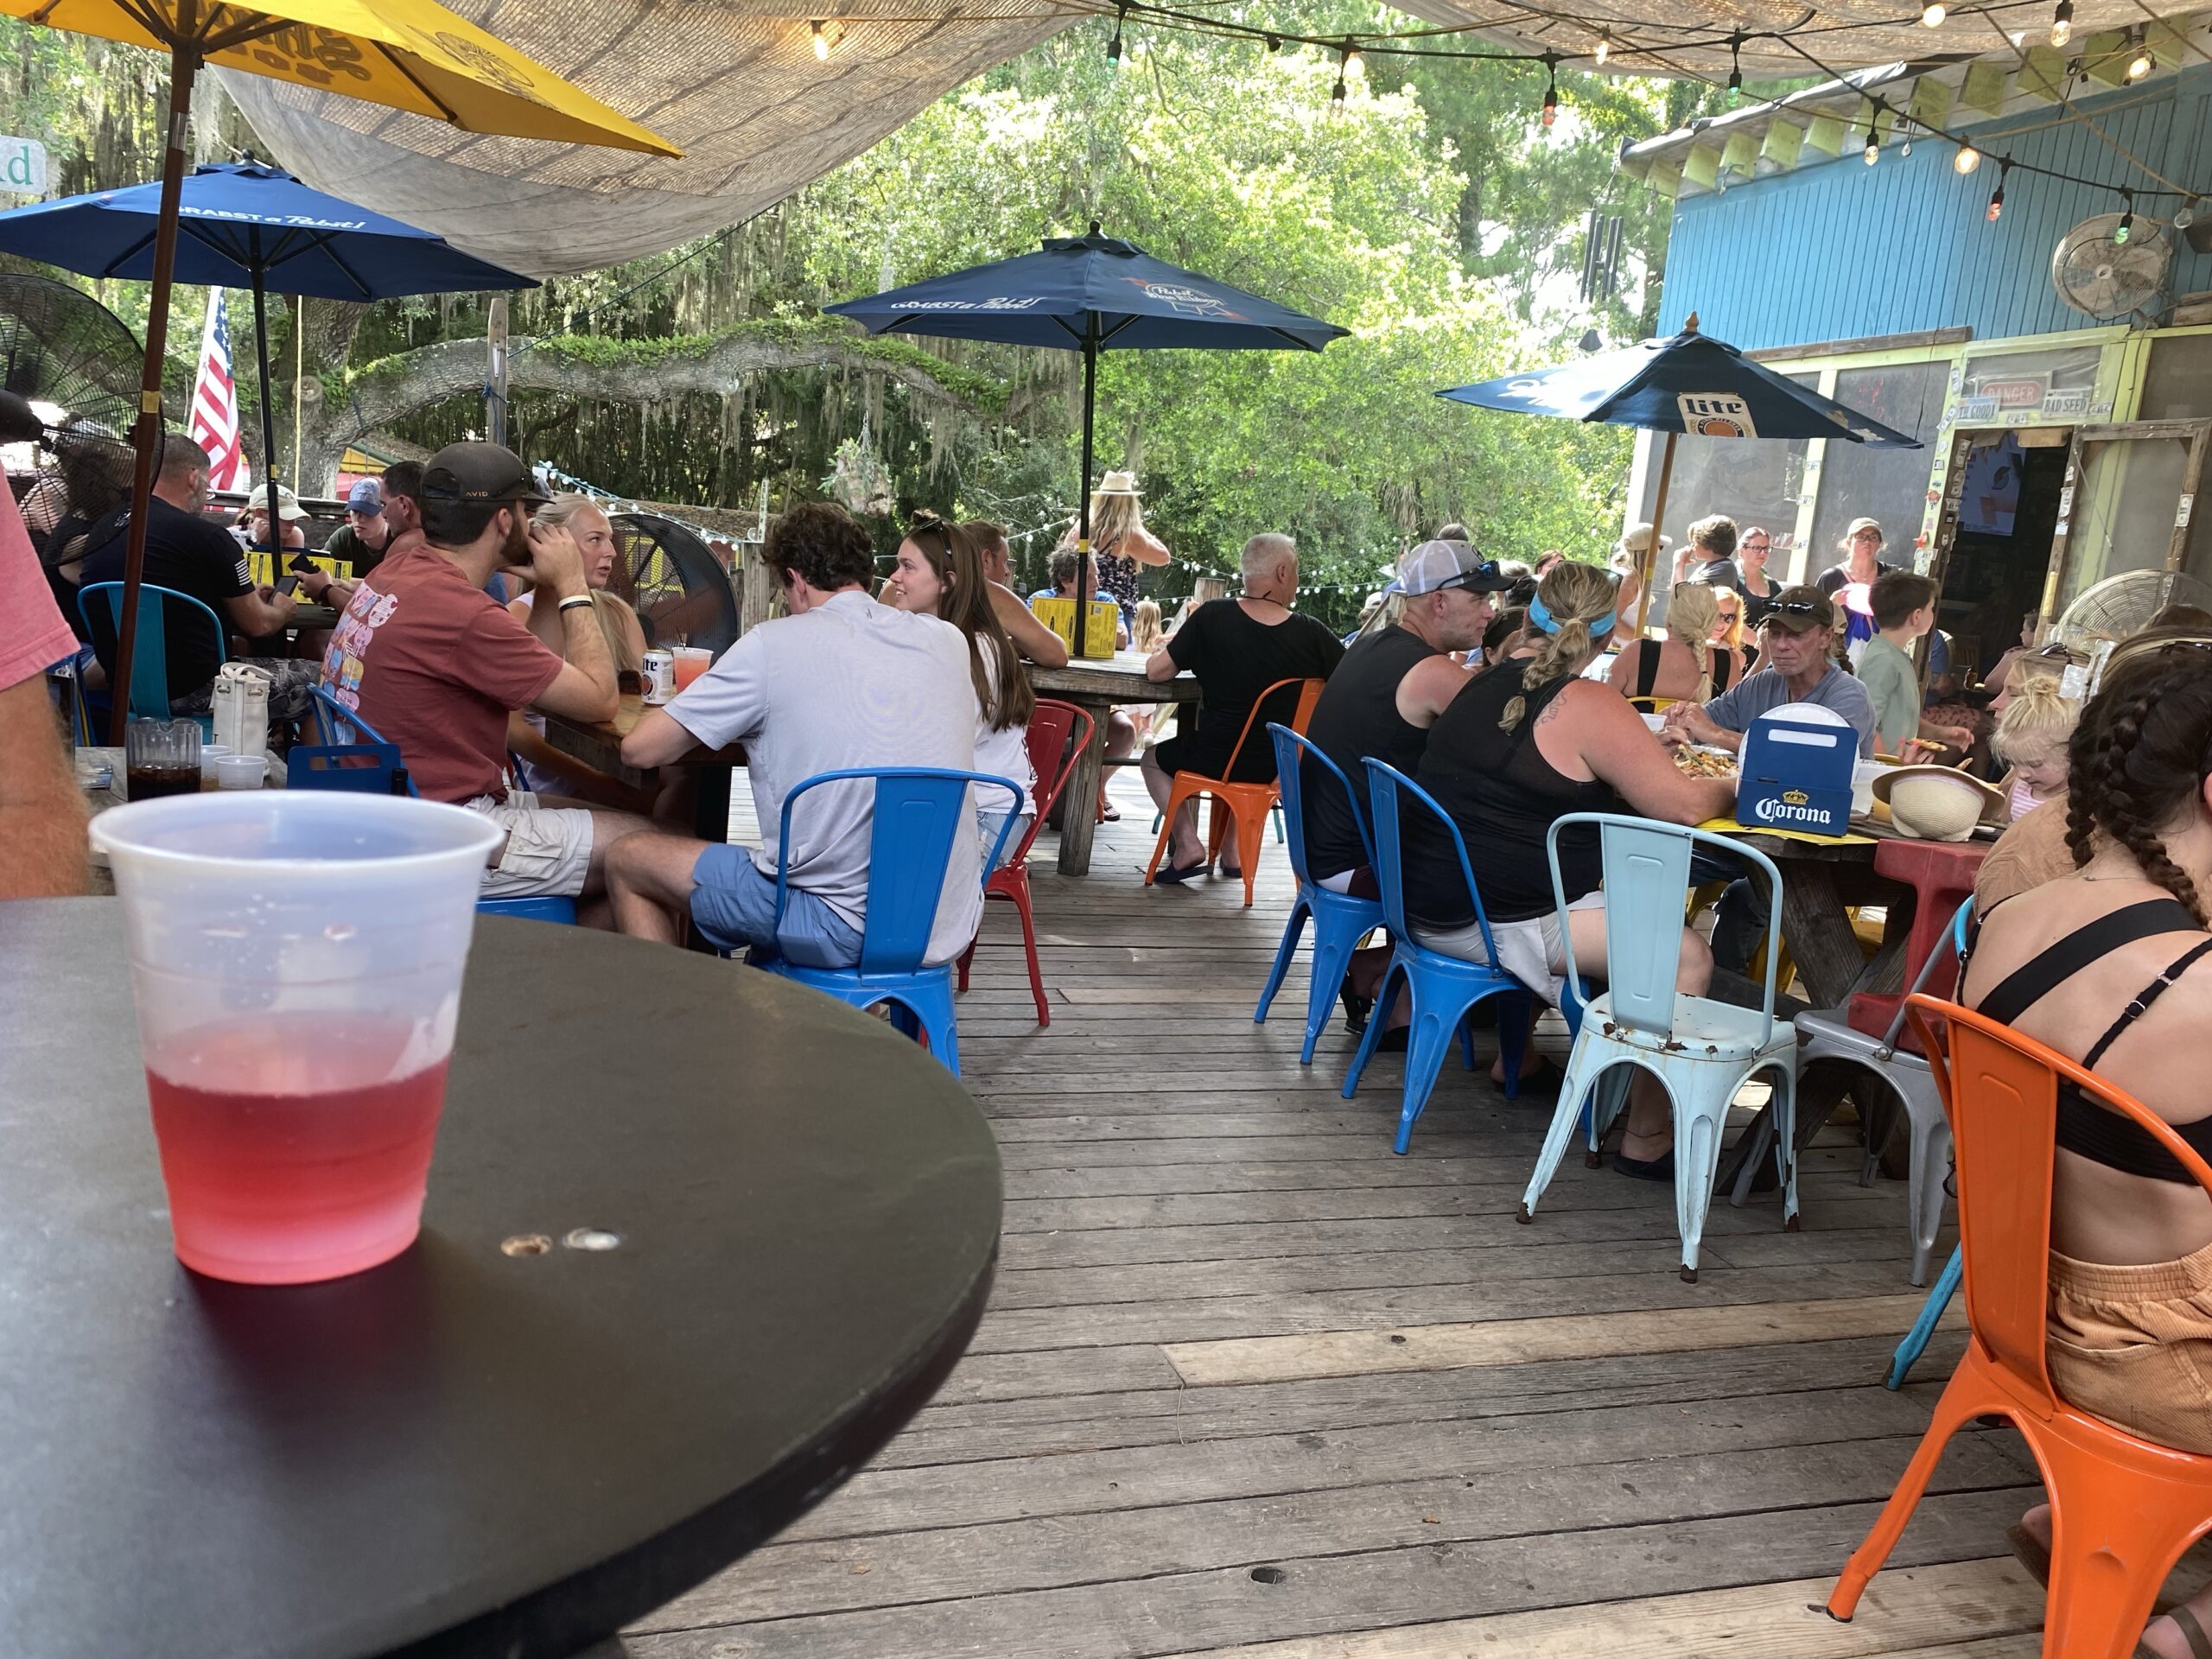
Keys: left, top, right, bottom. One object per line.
{"left": 0, "top": 390, "right": 86, "bottom": 897}
{"left": 322, "top": 442, "right": 652, "bottom": 916}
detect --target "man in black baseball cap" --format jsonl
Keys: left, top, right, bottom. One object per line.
{"left": 320, "top": 441, "right": 651, "bottom": 913}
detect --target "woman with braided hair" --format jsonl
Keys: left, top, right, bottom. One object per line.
{"left": 1963, "top": 635, "right": 2212, "bottom": 1659}
{"left": 1403, "top": 560, "right": 1738, "bottom": 1173}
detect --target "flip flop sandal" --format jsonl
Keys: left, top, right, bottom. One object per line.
{"left": 1151, "top": 858, "right": 1207, "bottom": 886}
{"left": 1499, "top": 1055, "right": 1566, "bottom": 1096}
{"left": 2010, "top": 1525, "right": 2181, "bottom": 1622}
{"left": 2160, "top": 1605, "right": 2212, "bottom": 1659}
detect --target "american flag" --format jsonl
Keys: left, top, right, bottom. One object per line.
{"left": 188, "top": 289, "right": 248, "bottom": 492}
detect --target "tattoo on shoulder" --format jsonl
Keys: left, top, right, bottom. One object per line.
{"left": 1534, "top": 691, "right": 1570, "bottom": 730}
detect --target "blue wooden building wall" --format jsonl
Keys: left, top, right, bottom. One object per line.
{"left": 1657, "top": 64, "right": 2212, "bottom": 351}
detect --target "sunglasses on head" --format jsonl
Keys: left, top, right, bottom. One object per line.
{"left": 1434, "top": 562, "right": 1502, "bottom": 593}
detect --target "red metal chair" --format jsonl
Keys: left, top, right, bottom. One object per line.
{"left": 1827, "top": 993, "right": 2212, "bottom": 1657}
{"left": 1847, "top": 837, "right": 1986, "bottom": 1052}
{"left": 957, "top": 699, "right": 1091, "bottom": 1027}
{"left": 1143, "top": 677, "right": 1325, "bottom": 908}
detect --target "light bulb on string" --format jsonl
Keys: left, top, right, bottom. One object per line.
{"left": 1863, "top": 111, "right": 1880, "bottom": 165}
{"left": 1954, "top": 143, "right": 1981, "bottom": 174}
{"left": 1921, "top": 1, "right": 1946, "bottom": 22}
{"left": 1541, "top": 54, "right": 1559, "bottom": 129}
{"left": 1900, "top": 123, "right": 1913, "bottom": 158}
{"left": 810, "top": 18, "right": 829, "bottom": 59}
{"left": 1726, "top": 33, "right": 1743, "bottom": 105}
{"left": 1342, "top": 40, "right": 1364, "bottom": 79}
{"left": 1262, "top": 32, "right": 1280, "bottom": 51}
{"left": 2126, "top": 28, "right": 2152, "bottom": 79}
{"left": 1331, "top": 67, "right": 1346, "bottom": 114}
{"left": 2050, "top": 0, "right": 2072, "bottom": 48}
{"left": 1593, "top": 30, "right": 1611, "bottom": 66}
{"left": 1986, "top": 160, "right": 2010, "bottom": 222}
{"left": 2114, "top": 191, "right": 2134, "bottom": 245}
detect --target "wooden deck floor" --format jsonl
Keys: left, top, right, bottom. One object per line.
{"left": 614, "top": 777, "right": 2056, "bottom": 1659}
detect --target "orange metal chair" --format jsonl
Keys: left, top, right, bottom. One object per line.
{"left": 1827, "top": 993, "right": 2212, "bottom": 1658}
{"left": 1143, "top": 677, "right": 1324, "bottom": 908}
{"left": 957, "top": 698, "right": 1092, "bottom": 1027}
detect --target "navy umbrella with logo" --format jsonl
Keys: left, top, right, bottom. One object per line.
{"left": 1440, "top": 315, "right": 1920, "bottom": 629}
{"left": 827, "top": 225, "right": 1345, "bottom": 625}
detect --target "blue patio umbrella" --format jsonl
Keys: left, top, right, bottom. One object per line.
{"left": 827, "top": 226, "right": 1345, "bottom": 627}
{"left": 1441, "top": 317, "right": 1920, "bottom": 628}
{"left": 0, "top": 158, "right": 537, "bottom": 492}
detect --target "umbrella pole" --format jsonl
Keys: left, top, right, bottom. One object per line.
{"left": 1075, "top": 333, "right": 1096, "bottom": 655}
{"left": 110, "top": 46, "right": 199, "bottom": 747}
{"left": 1632, "top": 429, "right": 1677, "bottom": 639}
{"left": 251, "top": 258, "right": 279, "bottom": 505}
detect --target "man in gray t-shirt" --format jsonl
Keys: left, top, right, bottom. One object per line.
{"left": 607, "top": 502, "right": 982, "bottom": 967}
{"left": 1662, "top": 584, "right": 1873, "bottom": 971}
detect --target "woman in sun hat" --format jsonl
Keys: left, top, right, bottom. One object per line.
{"left": 1058, "top": 470, "right": 1170, "bottom": 616}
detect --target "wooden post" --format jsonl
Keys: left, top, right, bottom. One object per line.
{"left": 740, "top": 549, "right": 777, "bottom": 634}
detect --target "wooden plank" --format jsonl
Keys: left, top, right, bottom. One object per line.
{"left": 1163, "top": 1293, "right": 1957, "bottom": 1385}
{"left": 618, "top": 1491, "right": 2030, "bottom": 1658}
{"left": 1146, "top": 1558, "right": 2042, "bottom": 1659}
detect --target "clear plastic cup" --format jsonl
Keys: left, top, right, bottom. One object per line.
{"left": 214, "top": 753, "right": 267, "bottom": 790}
{"left": 671, "top": 645, "right": 713, "bottom": 693}
{"left": 198, "top": 742, "right": 232, "bottom": 783}
{"left": 91, "top": 793, "right": 504, "bottom": 1285}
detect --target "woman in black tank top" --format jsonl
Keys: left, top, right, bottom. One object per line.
{"left": 1961, "top": 638, "right": 2212, "bottom": 1656}
{"left": 1605, "top": 581, "right": 1737, "bottom": 704}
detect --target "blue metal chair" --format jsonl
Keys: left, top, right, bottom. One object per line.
{"left": 1791, "top": 899, "right": 1974, "bottom": 1287}
{"left": 1340, "top": 760, "right": 1535, "bottom": 1154}
{"left": 77, "top": 581, "right": 227, "bottom": 727}
{"left": 1518, "top": 814, "right": 1799, "bottom": 1283}
{"left": 297, "top": 686, "right": 579, "bottom": 925}
{"left": 1254, "top": 725, "right": 1386, "bottom": 1064}
{"left": 760, "top": 766, "right": 1023, "bottom": 1077}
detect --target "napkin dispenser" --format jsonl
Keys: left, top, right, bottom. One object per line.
{"left": 1031, "top": 596, "right": 1118, "bottom": 659}
{"left": 1738, "top": 706, "right": 1855, "bottom": 837}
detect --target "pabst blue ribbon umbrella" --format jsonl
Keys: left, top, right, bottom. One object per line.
{"left": 1441, "top": 315, "right": 1921, "bottom": 631}
{"left": 828, "top": 225, "right": 1346, "bottom": 636}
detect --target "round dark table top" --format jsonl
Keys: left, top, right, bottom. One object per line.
{"left": 0, "top": 901, "right": 1001, "bottom": 1659}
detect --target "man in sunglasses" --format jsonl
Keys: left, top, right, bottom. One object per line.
{"left": 1662, "top": 584, "right": 1877, "bottom": 973}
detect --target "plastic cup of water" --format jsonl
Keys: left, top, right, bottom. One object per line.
{"left": 91, "top": 793, "right": 504, "bottom": 1285}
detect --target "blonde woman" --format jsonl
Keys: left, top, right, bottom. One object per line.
{"left": 507, "top": 494, "right": 648, "bottom": 802}
{"left": 1402, "top": 561, "right": 1738, "bottom": 1174}
{"left": 1607, "top": 582, "right": 1740, "bottom": 704}
{"left": 1058, "top": 470, "right": 1169, "bottom": 616}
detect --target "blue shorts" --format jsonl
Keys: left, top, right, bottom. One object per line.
{"left": 690, "top": 843, "right": 863, "bottom": 969}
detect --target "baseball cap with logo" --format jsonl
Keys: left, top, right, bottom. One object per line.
{"left": 421, "top": 442, "right": 550, "bottom": 510}
{"left": 1401, "top": 540, "right": 1515, "bottom": 596}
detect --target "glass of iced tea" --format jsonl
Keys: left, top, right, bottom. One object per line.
{"left": 671, "top": 645, "right": 713, "bottom": 693}
{"left": 91, "top": 793, "right": 504, "bottom": 1285}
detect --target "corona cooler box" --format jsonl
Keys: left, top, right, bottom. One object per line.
{"left": 1031, "top": 596, "right": 1119, "bottom": 660}
{"left": 1737, "top": 703, "right": 1856, "bottom": 837}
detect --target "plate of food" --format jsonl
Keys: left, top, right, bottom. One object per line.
{"left": 1674, "top": 744, "right": 1738, "bottom": 779}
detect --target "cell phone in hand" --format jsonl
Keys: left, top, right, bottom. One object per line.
{"left": 274, "top": 575, "right": 302, "bottom": 596}
{"left": 288, "top": 553, "right": 319, "bottom": 574}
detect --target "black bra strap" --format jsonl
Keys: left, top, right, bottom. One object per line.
{"left": 1974, "top": 899, "right": 2201, "bottom": 1027}
{"left": 2083, "top": 938, "right": 2212, "bottom": 1069}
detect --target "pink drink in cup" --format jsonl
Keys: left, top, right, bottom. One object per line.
{"left": 671, "top": 645, "right": 712, "bottom": 693}
{"left": 92, "top": 793, "right": 503, "bottom": 1284}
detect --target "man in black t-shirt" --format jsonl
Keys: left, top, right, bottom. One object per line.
{"left": 1141, "top": 532, "right": 1344, "bottom": 882}
{"left": 78, "top": 435, "right": 313, "bottom": 718}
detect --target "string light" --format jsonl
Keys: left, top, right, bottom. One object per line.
{"left": 2114, "top": 189, "right": 2134, "bottom": 245}
{"left": 1593, "top": 30, "right": 1610, "bottom": 66}
{"left": 1726, "top": 32, "right": 1743, "bottom": 105}
{"left": 1863, "top": 110, "right": 1880, "bottom": 165}
{"left": 1920, "top": 1, "right": 1946, "bottom": 23}
{"left": 1540, "top": 53, "right": 1559, "bottom": 128}
{"left": 1341, "top": 38, "right": 1363, "bottom": 79}
{"left": 1987, "top": 160, "right": 2010, "bottom": 221}
{"left": 1900, "top": 122, "right": 1913, "bottom": 158}
{"left": 810, "top": 18, "right": 829, "bottom": 59}
{"left": 2050, "top": 0, "right": 2073, "bottom": 48}
{"left": 1954, "top": 142, "right": 1980, "bottom": 175}
{"left": 1106, "top": 5, "right": 1123, "bottom": 70}
{"left": 2126, "top": 27, "right": 2153, "bottom": 79}
{"left": 1262, "top": 31, "right": 1279, "bottom": 51}
{"left": 1330, "top": 57, "right": 1346, "bottom": 113}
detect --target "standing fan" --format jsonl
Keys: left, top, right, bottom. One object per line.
{"left": 608, "top": 512, "right": 741, "bottom": 653}
{"left": 0, "top": 274, "right": 147, "bottom": 543}
{"left": 2050, "top": 215, "right": 2171, "bottom": 321}
{"left": 2055, "top": 569, "right": 2212, "bottom": 655}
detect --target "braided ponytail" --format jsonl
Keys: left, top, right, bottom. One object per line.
{"left": 2067, "top": 648, "right": 2212, "bottom": 922}
{"left": 1665, "top": 582, "right": 1721, "bottom": 703}
{"left": 1500, "top": 562, "right": 1617, "bottom": 732}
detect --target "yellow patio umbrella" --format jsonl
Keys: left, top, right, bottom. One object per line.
{"left": 0, "top": 0, "right": 681, "bottom": 741}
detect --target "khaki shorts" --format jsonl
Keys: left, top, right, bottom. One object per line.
{"left": 466, "top": 791, "right": 594, "bottom": 900}
{"left": 1413, "top": 891, "right": 1605, "bottom": 1007}
{"left": 2047, "top": 1236, "right": 2212, "bottom": 1454}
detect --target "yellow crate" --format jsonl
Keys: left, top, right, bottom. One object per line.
{"left": 1031, "top": 595, "right": 1118, "bottom": 659}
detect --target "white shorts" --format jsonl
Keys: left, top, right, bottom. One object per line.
{"left": 1413, "top": 891, "right": 1605, "bottom": 1007}
{"left": 466, "top": 790, "right": 595, "bottom": 899}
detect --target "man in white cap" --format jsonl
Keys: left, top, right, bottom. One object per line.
{"left": 243, "top": 481, "right": 308, "bottom": 555}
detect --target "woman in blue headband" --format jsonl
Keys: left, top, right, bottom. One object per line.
{"left": 1400, "top": 559, "right": 1739, "bottom": 1180}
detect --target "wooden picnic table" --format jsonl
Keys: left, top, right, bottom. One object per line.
{"left": 1030, "top": 654, "right": 1201, "bottom": 876}
{"left": 540, "top": 696, "right": 737, "bottom": 842}
{"left": 1708, "top": 826, "right": 1911, "bottom": 1013}
{"left": 0, "top": 901, "right": 999, "bottom": 1659}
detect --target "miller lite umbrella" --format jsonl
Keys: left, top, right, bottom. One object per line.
{"left": 1440, "top": 315, "right": 1921, "bottom": 631}
{"left": 828, "top": 225, "right": 1345, "bottom": 626}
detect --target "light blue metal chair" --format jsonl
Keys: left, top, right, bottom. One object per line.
{"left": 1518, "top": 814, "right": 1799, "bottom": 1283}
{"left": 77, "top": 580, "right": 226, "bottom": 728}
{"left": 1340, "top": 760, "right": 1535, "bottom": 1153}
{"left": 760, "top": 766, "right": 1023, "bottom": 1078}
{"left": 299, "top": 686, "right": 580, "bottom": 925}
{"left": 1255, "top": 725, "right": 1386, "bottom": 1064}
{"left": 1789, "top": 899, "right": 1974, "bottom": 1287}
